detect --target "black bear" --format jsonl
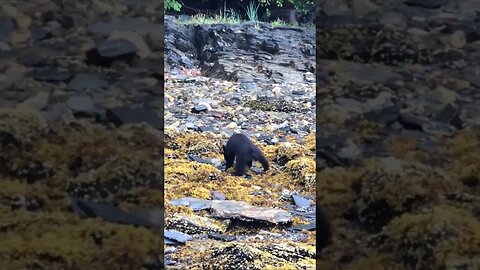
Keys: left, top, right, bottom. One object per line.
{"left": 317, "top": 205, "right": 332, "bottom": 252}
{"left": 224, "top": 133, "right": 269, "bottom": 176}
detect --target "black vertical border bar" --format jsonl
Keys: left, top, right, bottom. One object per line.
{"left": 315, "top": 0, "right": 332, "bottom": 265}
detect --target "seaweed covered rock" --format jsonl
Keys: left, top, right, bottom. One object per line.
{"left": 67, "top": 157, "right": 162, "bottom": 202}
{"left": 275, "top": 142, "right": 309, "bottom": 166}
{"left": 209, "top": 242, "right": 315, "bottom": 270}
{"left": 0, "top": 116, "right": 164, "bottom": 267}
{"left": 166, "top": 213, "right": 229, "bottom": 235}
{"left": 284, "top": 157, "right": 316, "bottom": 187}
{"left": 317, "top": 167, "right": 364, "bottom": 219}
{"left": 0, "top": 208, "right": 163, "bottom": 269}
{"left": 245, "top": 99, "right": 305, "bottom": 113}
{"left": 354, "top": 158, "right": 459, "bottom": 232}
{"left": 0, "top": 108, "right": 48, "bottom": 148}
{"left": 373, "top": 205, "right": 480, "bottom": 269}
{"left": 165, "top": 160, "right": 221, "bottom": 183}
{"left": 317, "top": 23, "right": 433, "bottom": 65}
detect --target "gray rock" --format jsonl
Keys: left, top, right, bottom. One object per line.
{"left": 353, "top": 0, "right": 380, "bottom": 16}
{"left": 68, "top": 74, "right": 108, "bottom": 91}
{"left": 323, "top": 0, "right": 352, "bottom": 15}
{"left": 106, "top": 106, "right": 162, "bottom": 129}
{"left": 433, "top": 86, "right": 458, "bottom": 103}
{"left": 292, "top": 194, "right": 311, "bottom": 208}
{"left": 66, "top": 95, "right": 97, "bottom": 115}
{"left": 17, "top": 91, "right": 49, "bottom": 111}
{"left": 164, "top": 229, "right": 193, "bottom": 244}
{"left": 32, "top": 69, "right": 72, "bottom": 82}
{"left": 379, "top": 12, "right": 408, "bottom": 29}
{"left": 108, "top": 31, "right": 151, "bottom": 58}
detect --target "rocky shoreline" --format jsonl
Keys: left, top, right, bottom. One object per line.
{"left": 164, "top": 14, "right": 317, "bottom": 269}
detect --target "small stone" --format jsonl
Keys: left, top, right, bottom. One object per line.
{"left": 211, "top": 190, "right": 226, "bottom": 200}
{"left": 379, "top": 12, "right": 407, "bottom": 29}
{"left": 32, "top": 69, "right": 72, "bottom": 82}
{"left": 407, "top": 27, "right": 430, "bottom": 36}
{"left": 422, "top": 121, "right": 457, "bottom": 137}
{"left": 164, "top": 229, "right": 193, "bottom": 244}
{"left": 292, "top": 194, "right": 311, "bottom": 208}
{"left": 434, "top": 86, "right": 458, "bottom": 103}
{"left": 353, "top": 0, "right": 379, "bottom": 16}
{"left": 191, "top": 104, "right": 209, "bottom": 113}
{"left": 450, "top": 30, "right": 466, "bottom": 49}
{"left": 226, "top": 122, "right": 237, "bottom": 129}
{"left": 198, "top": 126, "right": 216, "bottom": 133}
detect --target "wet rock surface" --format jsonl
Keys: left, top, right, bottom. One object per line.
{"left": 164, "top": 15, "right": 316, "bottom": 269}
{"left": 164, "top": 15, "right": 315, "bottom": 84}
{"left": 0, "top": 0, "right": 164, "bottom": 269}
{"left": 315, "top": 0, "right": 480, "bottom": 269}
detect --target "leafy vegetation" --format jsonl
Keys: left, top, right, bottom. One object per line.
{"left": 165, "top": 0, "right": 315, "bottom": 15}
{"left": 165, "top": 0, "right": 182, "bottom": 12}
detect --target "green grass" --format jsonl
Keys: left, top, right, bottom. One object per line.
{"left": 270, "top": 19, "right": 315, "bottom": 30}
{"left": 180, "top": 13, "right": 239, "bottom": 25}
{"left": 245, "top": 0, "right": 260, "bottom": 22}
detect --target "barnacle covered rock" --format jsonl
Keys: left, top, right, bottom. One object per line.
{"left": 165, "top": 160, "right": 221, "bottom": 183}
{"left": 67, "top": 157, "right": 162, "bottom": 202}
{"left": 354, "top": 159, "right": 459, "bottom": 232}
{"left": 0, "top": 208, "right": 162, "bottom": 269}
{"left": 375, "top": 205, "right": 480, "bottom": 269}
{"left": 209, "top": 242, "right": 315, "bottom": 270}
{"left": 284, "top": 157, "right": 315, "bottom": 187}
{"left": 316, "top": 167, "right": 364, "bottom": 219}
{"left": 317, "top": 24, "right": 433, "bottom": 65}
{"left": 166, "top": 213, "right": 229, "bottom": 235}
{"left": 275, "top": 142, "right": 308, "bottom": 166}
{"left": 245, "top": 99, "right": 304, "bottom": 113}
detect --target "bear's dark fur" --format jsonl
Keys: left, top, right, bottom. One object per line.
{"left": 224, "top": 133, "right": 269, "bottom": 176}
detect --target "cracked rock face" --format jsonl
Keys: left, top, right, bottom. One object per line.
{"left": 164, "top": 15, "right": 315, "bottom": 84}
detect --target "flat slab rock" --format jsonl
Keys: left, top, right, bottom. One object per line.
{"left": 169, "top": 197, "right": 292, "bottom": 224}
{"left": 106, "top": 106, "right": 162, "bottom": 129}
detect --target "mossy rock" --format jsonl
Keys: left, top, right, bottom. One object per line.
{"left": 275, "top": 142, "right": 308, "bottom": 166}
{"left": 317, "top": 24, "right": 433, "bottom": 65}
{"left": 285, "top": 157, "right": 315, "bottom": 187}
{"left": 0, "top": 108, "right": 48, "bottom": 148}
{"left": 245, "top": 99, "right": 303, "bottom": 113}
{"left": 375, "top": 205, "right": 480, "bottom": 270}
{"left": 354, "top": 159, "right": 459, "bottom": 232}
